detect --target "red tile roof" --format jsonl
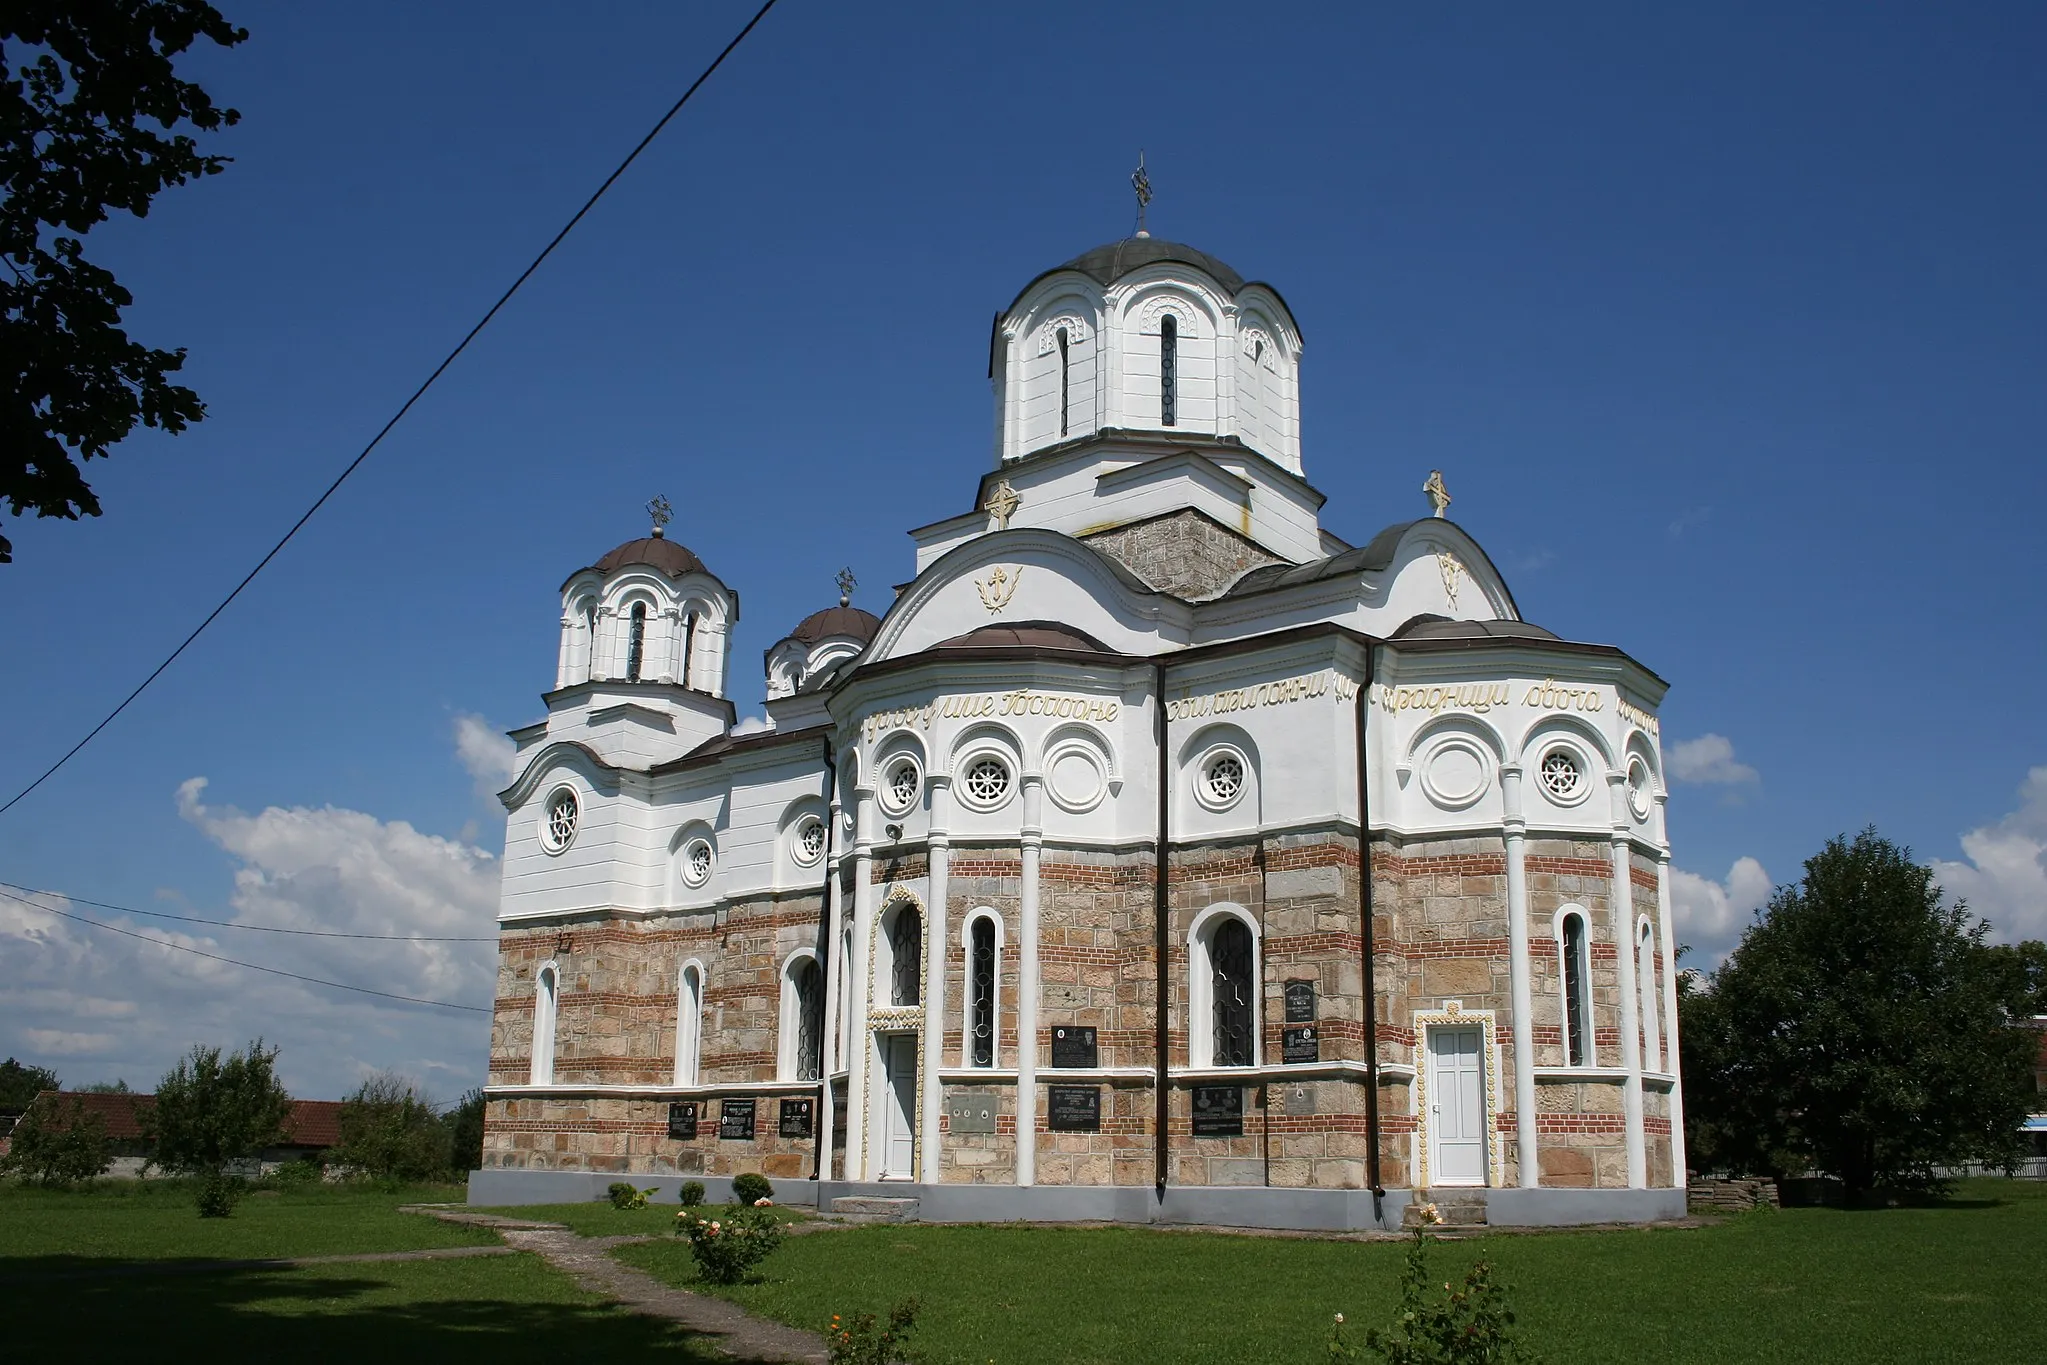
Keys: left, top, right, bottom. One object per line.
{"left": 30, "top": 1091, "right": 344, "bottom": 1149}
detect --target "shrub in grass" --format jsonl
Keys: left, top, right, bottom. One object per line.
{"left": 608, "top": 1181, "right": 658, "bottom": 1210}
{"left": 679, "top": 1179, "right": 707, "bottom": 1207}
{"left": 674, "top": 1205, "right": 784, "bottom": 1284}
{"left": 827, "top": 1298, "right": 920, "bottom": 1365}
{"left": 731, "top": 1172, "right": 773, "bottom": 1205}
{"left": 1328, "top": 1203, "right": 1529, "bottom": 1364}
{"left": 267, "top": 1158, "right": 323, "bottom": 1188}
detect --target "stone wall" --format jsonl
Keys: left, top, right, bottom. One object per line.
{"left": 1080, "top": 507, "right": 1284, "bottom": 600}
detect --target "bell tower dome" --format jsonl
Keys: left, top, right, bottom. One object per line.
{"left": 990, "top": 236, "right": 1304, "bottom": 473}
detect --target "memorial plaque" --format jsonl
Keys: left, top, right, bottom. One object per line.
{"left": 1282, "top": 1025, "right": 1320, "bottom": 1064}
{"left": 778, "top": 1097, "right": 815, "bottom": 1139}
{"left": 1284, "top": 979, "right": 1317, "bottom": 1023}
{"left": 1050, "top": 1025, "right": 1098, "bottom": 1068}
{"left": 1191, "top": 1085, "right": 1244, "bottom": 1137}
{"left": 947, "top": 1090, "right": 997, "bottom": 1134}
{"left": 666, "top": 1101, "right": 699, "bottom": 1141}
{"left": 718, "top": 1098, "right": 756, "bottom": 1140}
{"left": 1046, "top": 1085, "right": 1100, "bottom": 1132}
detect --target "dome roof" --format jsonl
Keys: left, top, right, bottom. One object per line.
{"left": 787, "top": 604, "right": 880, "bottom": 646}
{"left": 1059, "top": 237, "right": 1246, "bottom": 293}
{"left": 936, "top": 621, "right": 1115, "bottom": 654}
{"left": 568, "top": 534, "right": 707, "bottom": 587}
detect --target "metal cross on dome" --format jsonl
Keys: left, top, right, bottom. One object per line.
{"left": 1131, "top": 151, "right": 1153, "bottom": 238}
{"left": 647, "top": 493, "right": 673, "bottom": 536}
{"left": 835, "top": 566, "right": 857, "bottom": 606}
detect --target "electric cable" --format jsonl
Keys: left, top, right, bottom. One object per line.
{"left": 0, "top": 0, "right": 781, "bottom": 817}
{"left": 0, "top": 880, "right": 496, "bottom": 941}
{"left": 0, "top": 886, "right": 489, "bottom": 1013}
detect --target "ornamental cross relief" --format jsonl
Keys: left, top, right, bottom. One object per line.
{"left": 976, "top": 565, "right": 1023, "bottom": 614}
{"left": 983, "top": 479, "right": 1021, "bottom": 531}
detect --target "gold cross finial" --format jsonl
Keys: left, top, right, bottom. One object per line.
{"left": 647, "top": 493, "right": 673, "bottom": 537}
{"left": 1131, "top": 151, "right": 1152, "bottom": 238}
{"left": 1423, "top": 470, "right": 1451, "bottom": 518}
{"left": 983, "top": 478, "right": 1021, "bottom": 531}
{"left": 835, "top": 566, "right": 857, "bottom": 607}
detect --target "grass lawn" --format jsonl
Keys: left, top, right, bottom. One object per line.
{"left": 476, "top": 1199, "right": 811, "bottom": 1238}
{"left": 0, "top": 1179, "right": 498, "bottom": 1261}
{"left": 615, "top": 1178, "right": 2047, "bottom": 1365}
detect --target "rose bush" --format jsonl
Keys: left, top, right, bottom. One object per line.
{"left": 674, "top": 1205, "right": 784, "bottom": 1284}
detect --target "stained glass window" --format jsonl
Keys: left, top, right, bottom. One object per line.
{"left": 1212, "top": 918, "right": 1254, "bottom": 1066}
{"left": 626, "top": 602, "right": 647, "bottom": 682}
{"left": 1161, "top": 313, "right": 1178, "bottom": 427}
{"left": 1563, "top": 912, "right": 1590, "bottom": 1066}
{"left": 970, "top": 916, "right": 996, "bottom": 1067}
{"left": 1057, "top": 326, "right": 1070, "bottom": 437}
{"left": 890, "top": 907, "right": 922, "bottom": 1006}
{"left": 794, "top": 958, "right": 823, "bottom": 1081}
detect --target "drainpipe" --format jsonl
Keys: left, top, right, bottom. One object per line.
{"left": 1356, "top": 645, "right": 1384, "bottom": 1209}
{"left": 1154, "top": 658, "right": 1171, "bottom": 1203}
{"left": 815, "top": 739, "right": 837, "bottom": 1184}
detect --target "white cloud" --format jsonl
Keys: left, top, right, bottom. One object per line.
{"left": 22, "top": 1028, "right": 119, "bottom": 1055}
{"left": 1667, "top": 734, "right": 1760, "bottom": 787}
{"left": 453, "top": 713, "right": 519, "bottom": 802}
{"left": 1932, "top": 766, "right": 2047, "bottom": 944}
{"left": 1670, "top": 856, "right": 1774, "bottom": 965}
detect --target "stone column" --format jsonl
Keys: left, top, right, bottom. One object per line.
{"left": 818, "top": 769, "right": 845, "bottom": 1178}
{"left": 1501, "top": 764, "right": 1539, "bottom": 1188}
{"left": 1654, "top": 795, "right": 1688, "bottom": 1187}
{"left": 1017, "top": 774, "right": 1043, "bottom": 1187}
{"left": 845, "top": 787, "right": 875, "bottom": 1181}
{"left": 1608, "top": 778, "right": 1647, "bottom": 1189}
{"left": 921, "top": 776, "right": 952, "bottom": 1185}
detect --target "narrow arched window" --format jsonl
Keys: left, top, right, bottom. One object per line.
{"left": 1057, "top": 326, "right": 1071, "bottom": 437}
{"left": 890, "top": 907, "right": 922, "bottom": 1007}
{"left": 1211, "top": 918, "right": 1254, "bottom": 1066}
{"left": 793, "top": 957, "right": 824, "bottom": 1082}
{"left": 969, "top": 915, "right": 997, "bottom": 1067}
{"left": 1561, "top": 913, "right": 1592, "bottom": 1067}
{"left": 1160, "top": 313, "right": 1178, "bottom": 427}
{"left": 625, "top": 602, "right": 648, "bottom": 682}
{"left": 674, "top": 963, "right": 703, "bottom": 1086}
{"left": 531, "top": 964, "right": 559, "bottom": 1085}
{"left": 681, "top": 612, "right": 697, "bottom": 690}
{"left": 1638, "top": 921, "right": 1662, "bottom": 1072}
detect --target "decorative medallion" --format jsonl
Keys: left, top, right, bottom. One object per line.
{"left": 1437, "top": 551, "right": 1466, "bottom": 608}
{"left": 982, "top": 479, "right": 1021, "bottom": 531}
{"left": 975, "top": 564, "right": 1023, "bottom": 614}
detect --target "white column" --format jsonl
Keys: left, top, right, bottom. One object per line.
{"left": 921, "top": 777, "right": 952, "bottom": 1185}
{"left": 818, "top": 770, "right": 845, "bottom": 1179}
{"left": 1017, "top": 774, "right": 1043, "bottom": 1186}
{"left": 845, "top": 788, "right": 875, "bottom": 1180}
{"left": 1655, "top": 795, "right": 1689, "bottom": 1187}
{"left": 1501, "top": 764, "right": 1539, "bottom": 1188}
{"left": 1608, "top": 779, "right": 1647, "bottom": 1189}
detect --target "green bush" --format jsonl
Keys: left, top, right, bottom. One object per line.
{"left": 608, "top": 1181, "right": 657, "bottom": 1210}
{"left": 674, "top": 1205, "right": 784, "bottom": 1284}
{"left": 145, "top": 1039, "right": 292, "bottom": 1218}
{"left": 1327, "top": 1204, "right": 1530, "bottom": 1364}
{"left": 679, "top": 1179, "right": 706, "bottom": 1207}
{"left": 195, "top": 1170, "right": 242, "bottom": 1218}
{"left": 267, "top": 1158, "right": 323, "bottom": 1188}
{"left": 0, "top": 1095, "right": 111, "bottom": 1187}
{"left": 327, "top": 1073, "right": 452, "bottom": 1183}
{"left": 443, "top": 1088, "right": 485, "bottom": 1174}
{"left": 731, "top": 1172, "right": 773, "bottom": 1205}
{"left": 827, "top": 1298, "right": 920, "bottom": 1365}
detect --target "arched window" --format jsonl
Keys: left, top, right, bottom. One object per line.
{"left": 889, "top": 905, "right": 922, "bottom": 1006}
{"left": 1160, "top": 313, "right": 1178, "bottom": 427}
{"left": 1210, "top": 917, "right": 1254, "bottom": 1066}
{"left": 1560, "top": 912, "right": 1592, "bottom": 1067}
{"left": 625, "top": 602, "right": 648, "bottom": 682}
{"left": 681, "top": 612, "right": 697, "bottom": 690}
{"left": 1638, "top": 920, "right": 1662, "bottom": 1071}
{"left": 967, "top": 914, "right": 998, "bottom": 1068}
{"left": 1057, "top": 326, "right": 1071, "bottom": 437}
{"left": 531, "top": 963, "right": 559, "bottom": 1085}
{"left": 674, "top": 962, "right": 703, "bottom": 1086}
{"left": 783, "top": 954, "right": 824, "bottom": 1082}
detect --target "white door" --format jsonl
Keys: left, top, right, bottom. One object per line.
{"left": 1428, "top": 1026, "right": 1488, "bottom": 1186}
{"left": 879, "top": 1034, "right": 917, "bottom": 1180}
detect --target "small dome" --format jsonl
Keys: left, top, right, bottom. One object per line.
{"left": 936, "top": 621, "right": 1115, "bottom": 653}
{"left": 1059, "top": 237, "right": 1247, "bottom": 292}
{"left": 788, "top": 605, "right": 880, "bottom": 646}
{"left": 584, "top": 535, "right": 705, "bottom": 580}
{"left": 1391, "top": 616, "right": 1559, "bottom": 642}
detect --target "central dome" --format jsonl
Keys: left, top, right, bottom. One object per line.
{"left": 1059, "top": 237, "right": 1246, "bottom": 293}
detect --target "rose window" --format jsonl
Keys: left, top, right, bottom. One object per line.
{"left": 1205, "top": 754, "right": 1245, "bottom": 805}
{"left": 544, "top": 790, "right": 578, "bottom": 851}
{"left": 886, "top": 761, "right": 920, "bottom": 813}
{"left": 963, "top": 756, "right": 1011, "bottom": 807}
{"left": 1540, "top": 749, "right": 1584, "bottom": 801}
{"left": 681, "top": 839, "right": 714, "bottom": 887}
{"left": 796, "top": 817, "right": 827, "bottom": 864}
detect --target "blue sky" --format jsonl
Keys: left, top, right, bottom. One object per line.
{"left": 3, "top": 0, "right": 2044, "bottom": 1100}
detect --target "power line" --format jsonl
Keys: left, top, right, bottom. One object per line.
{"left": 0, "top": 881, "right": 496, "bottom": 941}
{"left": 0, "top": 887, "right": 489, "bottom": 1013}
{"left": 0, "top": 0, "right": 782, "bottom": 818}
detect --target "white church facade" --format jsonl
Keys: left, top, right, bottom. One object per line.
{"left": 472, "top": 234, "right": 1688, "bottom": 1227}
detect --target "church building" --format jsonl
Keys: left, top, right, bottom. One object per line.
{"left": 472, "top": 230, "right": 1688, "bottom": 1228}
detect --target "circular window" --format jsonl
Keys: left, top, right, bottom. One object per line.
{"left": 960, "top": 755, "right": 1013, "bottom": 809}
{"left": 680, "top": 838, "right": 714, "bottom": 888}
{"left": 794, "top": 815, "right": 827, "bottom": 865}
{"left": 1194, "top": 746, "right": 1251, "bottom": 812}
{"left": 880, "top": 758, "right": 921, "bottom": 816}
{"left": 1420, "top": 738, "right": 1489, "bottom": 811}
{"left": 541, "top": 787, "right": 579, "bottom": 853}
{"left": 1046, "top": 743, "right": 1107, "bottom": 814}
{"left": 1539, "top": 748, "right": 1586, "bottom": 804}
{"left": 1626, "top": 758, "right": 1653, "bottom": 821}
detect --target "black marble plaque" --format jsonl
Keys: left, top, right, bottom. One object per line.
{"left": 1046, "top": 1085, "right": 1101, "bottom": 1132}
{"left": 1284, "top": 978, "right": 1317, "bottom": 1023}
{"left": 718, "top": 1098, "right": 756, "bottom": 1140}
{"left": 1050, "top": 1025, "right": 1098, "bottom": 1069}
{"left": 666, "top": 1101, "right": 699, "bottom": 1141}
{"left": 1191, "top": 1085, "right": 1244, "bottom": 1137}
{"left": 778, "top": 1098, "right": 814, "bottom": 1139}
{"left": 1282, "top": 1025, "right": 1320, "bottom": 1064}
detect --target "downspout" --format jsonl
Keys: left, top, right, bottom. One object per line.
{"left": 814, "top": 738, "right": 837, "bottom": 1183}
{"left": 1356, "top": 645, "right": 1384, "bottom": 1210}
{"left": 1154, "top": 658, "right": 1171, "bottom": 1203}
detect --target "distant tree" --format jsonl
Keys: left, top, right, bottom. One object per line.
{"left": 0, "top": 1056, "right": 59, "bottom": 1112}
{"left": 144, "top": 1039, "right": 290, "bottom": 1216}
{"left": 442, "top": 1087, "right": 485, "bottom": 1175}
{"left": 79, "top": 1078, "right": 131, "bottom": 1094}
{"left": 1682, "top": 829, "right": 2035, "bottom": 1197}
{"left": 328, "top": 1072, "right": 452, "bottom": 1183}
{"left": 0, "top": 1094, "right": 110, "bottom": 1185}
{"left": 1, "top": 2, "right": 248, "bottom": 564}
{"left": 1985, "top": 939, "right": 2047, "bottom": 1019}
